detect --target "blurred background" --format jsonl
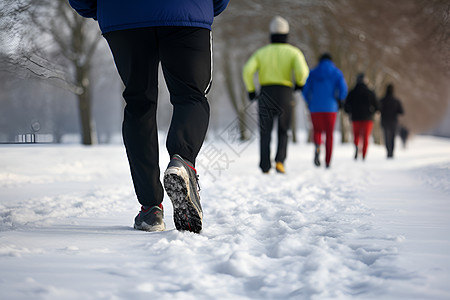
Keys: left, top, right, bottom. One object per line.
{"left": 0, "top": 0, "right": 449, "bottom": 145}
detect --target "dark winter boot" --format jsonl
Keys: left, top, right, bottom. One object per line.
{"left": 354, "top": 145, "right": 358, "bottom": 160}
{"left": 314, "top": 145, "right": 321, "bottom": 167}
{"left": 163, "top": 154, "right": 203, "bottom": 233}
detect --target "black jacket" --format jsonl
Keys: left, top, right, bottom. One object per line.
{"left": 344, "top": 82, "right": 378, "bottom": 121}
{"left": 380, "top": 93, "right": 404, "bottom": 128}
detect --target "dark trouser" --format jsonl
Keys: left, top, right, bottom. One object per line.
{"left": 104, "top": 27, "right": 211, "bottom": 207}
{"left": 383, "top": 124, "right": 397, "bottom": 158}
{"left": 310, "top": 112, "right": 337, "bottom": 166}
{"left": 258, "top": 85, "right": 293, "bottom": 172}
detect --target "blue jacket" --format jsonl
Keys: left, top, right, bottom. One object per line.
{"left": 302, "top": 59, "right": 348, "bottom": 113}
{"left": 68, "top": 0, "right": 229, "bottom": 33}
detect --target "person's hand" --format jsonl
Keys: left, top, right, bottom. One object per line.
{"left": 248, "top": 92, "right": 256, "bottom": 102}
{"left": 294, "top": 84, "right": 303, "bottom": 91}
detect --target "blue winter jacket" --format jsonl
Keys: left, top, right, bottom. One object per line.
{"left": 68, "top": 0, "right": 229, "bottom": 33}
{"left": 302, "top": 59, "right": 348, "bottom": 113}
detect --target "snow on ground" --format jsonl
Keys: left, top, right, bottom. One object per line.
{"left": 0, "top": 132, "right": 449, "bottom": 300}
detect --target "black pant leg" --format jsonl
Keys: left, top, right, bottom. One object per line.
{"left": 258, "top": 107, "right": 274, "bottom": 173}
{"left": 275, "top": 87, "right": 293, "bottom": 163}
{"left": 104, "top": 28, "right": 163, "bottom": 207}
{"left": 258, "top": 86, "right": 286, "bottom": 172}
{"left": 259, "top": 86, "right": 292, "bottom": 169}
{"left": 384, "top": 126, "right": 395, "bottom": 157}
{"left": 158, "top": 27, "right": 212, "bottom": 165}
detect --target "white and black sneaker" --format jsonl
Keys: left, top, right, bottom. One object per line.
{"left": 163, "top": 154, "right": 203, "bottom": 233}
{"left": 134, "top": 204, "right": 166, "bottom": 232}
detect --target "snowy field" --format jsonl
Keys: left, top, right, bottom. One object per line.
{"left": 1, "top": 132, "right": 449, "bottom": 300}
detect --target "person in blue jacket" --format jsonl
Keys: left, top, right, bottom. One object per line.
{"left": 302, "top": 53, "right": 348, "bottom": 168}
{"left": 68, "top": 0, "right": 229, "bottom": 233}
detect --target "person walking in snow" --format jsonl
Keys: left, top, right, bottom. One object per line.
{"left": 344, "top": 73, "right": 379, "bottom": 160}
{"left": 302, "top": 53, "right": 348, "bottom": 168}
{"left": 399, "top": 124, "right": 409, "bottom": 148}
{"left": 68, "top": 0, "right": 229, "bottom": 233}
{"left": 380, "top": 84, "right": 404, "bottom": 158}
{"left": 242, "top": 16, "right": 309, "bottom": 174}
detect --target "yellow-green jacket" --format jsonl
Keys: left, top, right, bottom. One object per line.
{"left": 242, "top": 43, "right": 309, "bottom": 93}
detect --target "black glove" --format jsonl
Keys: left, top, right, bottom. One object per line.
{"left": 294, "top": 84, "right": 303, "bottom": 91}
{"left": 248, "top": 92, "right": 256, "bottom": 101}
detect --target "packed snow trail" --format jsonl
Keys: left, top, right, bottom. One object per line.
{"left": 0, "top": 135, "right": 449, "bottom": 299}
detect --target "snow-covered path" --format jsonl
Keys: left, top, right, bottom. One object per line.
{"left": 1, "top": 134, "right": 449, "bottom": 299}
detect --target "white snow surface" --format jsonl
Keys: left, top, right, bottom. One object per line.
{"left": 1, "top": 133, "right": 449, "bottom": 300}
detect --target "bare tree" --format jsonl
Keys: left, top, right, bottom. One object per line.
{"left": 333, "top": 0, "right": 450, "bottom": 135}
{"left": 222, "top": 49, "right": 250, "bottom": 141}
{"left": 1, "top": 0, "right": 101, "bottom": 145}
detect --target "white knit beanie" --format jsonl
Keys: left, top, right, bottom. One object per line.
{"left": 270, "top": 16, "right": 289, "bottom": 34}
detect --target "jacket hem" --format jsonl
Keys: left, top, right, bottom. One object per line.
{"left": 100, "top": 21, "right": 212, "bottom": 34}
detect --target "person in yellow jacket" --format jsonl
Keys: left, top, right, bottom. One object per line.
{"left": 243, "top": 16, "right": 309, "bottom": 174}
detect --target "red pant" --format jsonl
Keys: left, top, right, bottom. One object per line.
{"left": 352, "top": 120, "right": 373, "bottom": 159}
{"left": 310, "top": 112, "right": 337, "bottom": 166}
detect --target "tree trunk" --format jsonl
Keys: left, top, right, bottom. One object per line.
{"left": 372, "top": 113, "right": 382, "bottom": 145}
{"left": 340, "top": 109, "right": 350, "bottom": 143}
{"left": 77, "top": 91, "right": 96, "bottom": 145}
{"left": 76, "top": 65, "right": 97, "bottom": 145}
{"left": 223, "top": 51, "right": 248, "bottom": 141}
